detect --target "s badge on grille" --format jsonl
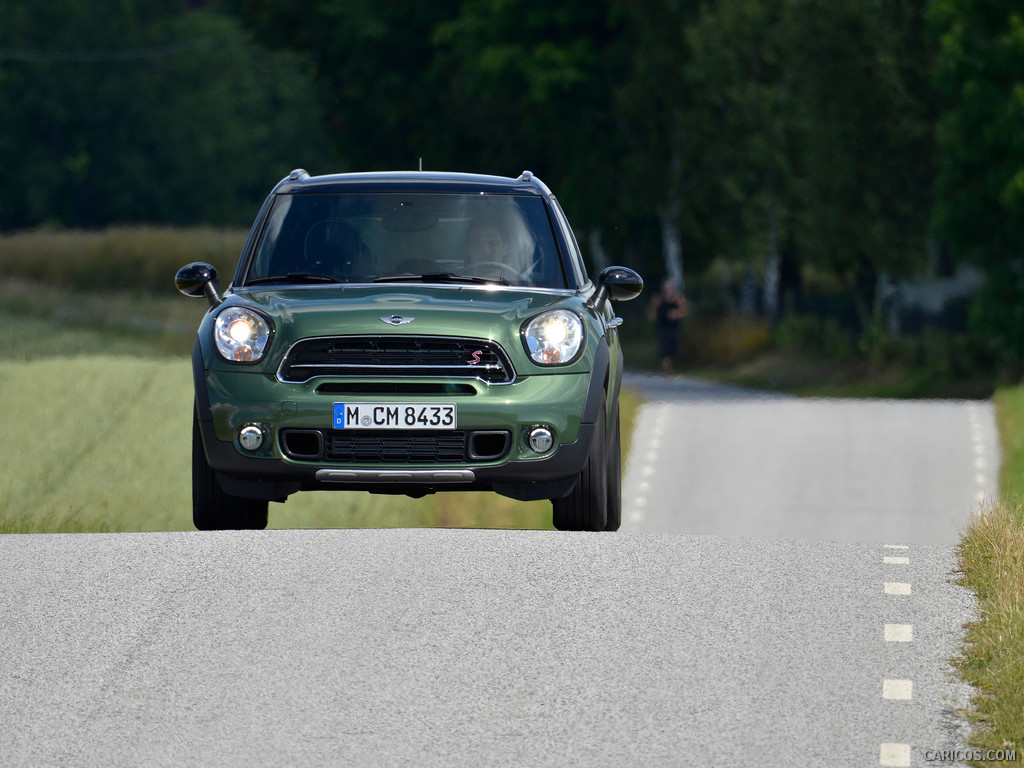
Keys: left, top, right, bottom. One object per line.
{"left": 380, "top": 315, "right": 414, "bottom": 326}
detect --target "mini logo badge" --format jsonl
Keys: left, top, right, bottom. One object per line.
{"left": 380, "top": 315, "right": 414, "bottom": 326}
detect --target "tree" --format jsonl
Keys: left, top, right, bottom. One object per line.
{"left": 609, "top": 0, "right": 709, "bottom": 289}
{"left": 430, "top": 0, "right": 625, "bottom": 268}
{"left": 930, "top": 0, "right": 1024, "bottom": 262}
{"left": 684, "top": 0, "right": 796, "bottom": 316}
{"left": 783, "top": 0, "right": 937, "bottom": 322}
{"left": 0, "top": 0, "right": 332, "bottom": 229}
{"left": 930, "top": 0, "right": 1024, "bottom": 371}
{"left": 231, "top": 1, "right": 625, "bottom": 261}
{"left": 230, "top": 0, "right": 462, "bottom": 172}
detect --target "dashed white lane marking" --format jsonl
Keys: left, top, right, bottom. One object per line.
{"left": 882, "top": 679, "right": 913, "bottom": 700}
{"left": 624, "top": 404, "right": 669, "bottom": 529}
{"left": 884, "top": 582, "right": 912, "bottom": 595}
{"left": 880, "top": 743, "right": 911, "bottom": 767}
{"left": 968, "top": 404, "right": 992, "bottom": 507}
{"left": 880, "top": 547, "right": 913, "bottom": 767}
{"left": 884, "top": 624, "right": 914, "bottom": 642}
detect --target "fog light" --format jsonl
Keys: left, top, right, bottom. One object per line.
{"left": 239, "top": 425, "right": 264, "bottom": 452}
{"left": 528, "top": 426, "right": 554, "bottom": 454}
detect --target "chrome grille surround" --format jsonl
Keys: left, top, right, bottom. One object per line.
{"left": 277, "top": 335, "right": 516, "bottom": 385}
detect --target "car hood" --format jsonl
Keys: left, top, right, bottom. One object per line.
{"left": 222, "top": 284, "right": 596, "bottom": 372}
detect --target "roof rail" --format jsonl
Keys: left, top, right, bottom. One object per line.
{"left": 518, "top": 170, "right": 534, "bottom": 182}
{"left": 288, "top": 168, "right": 309, "bottom": 181}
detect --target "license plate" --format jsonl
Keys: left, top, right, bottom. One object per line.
{"left": 333, "top": 402, "right": 457, "bottom": 430}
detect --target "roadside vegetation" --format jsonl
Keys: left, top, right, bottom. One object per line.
{"left": 954, "top": 390, "right": 1024, "bottom": 758}
{"left": 619, "top": 303, "right": 998, "bottom": 400}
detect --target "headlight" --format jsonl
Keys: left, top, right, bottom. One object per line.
{"left": 214, "top": 307, "right": 272, "bottom": 363}
{"left": 522, "top": 310, "right": 584, "bottom": 365}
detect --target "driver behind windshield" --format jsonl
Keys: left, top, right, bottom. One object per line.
{"left": 465, "top": 222, "right": 508, "bottom": 263}
{"left": 464, "top": 218, "right": 534, "bottom": 282}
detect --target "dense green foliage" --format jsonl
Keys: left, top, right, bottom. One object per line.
{"left": 2, "top": 0, "right": 1022, "bottom": 366}
{"left": 930, "top": 1, "right": 1024, "bottom": 372}
{"left": 0, "top": 0, "right": 333, "bottom": 228}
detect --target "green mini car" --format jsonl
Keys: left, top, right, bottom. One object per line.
{"left": 176, "top": 169, "right": 643, "bottom": 532}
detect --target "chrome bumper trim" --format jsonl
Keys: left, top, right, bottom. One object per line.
{"left": 315, "top": 469, "right": 476, "bottom": 484}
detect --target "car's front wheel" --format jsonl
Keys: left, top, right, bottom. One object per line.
{"left": 552, "top": 397, "right": 608, "bottom": 532}
{"left": 192, "top": 404, "right": 268, "bottom": 531}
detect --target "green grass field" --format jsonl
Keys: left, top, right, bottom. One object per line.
{"left": 0, "top": 350, "right": 557, "bottom": 533}
{"left": 0, "top": 281, "right": 640, "bottom": 533}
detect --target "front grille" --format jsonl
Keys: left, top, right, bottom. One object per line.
{"left": 280, "top": 429, "right": 511, "bottom": 464}
{"left": 326, "top": 431, "right": 468, "bottom": 463}
{"left": 278, "top": 336, "right": 515, "bottom": 384}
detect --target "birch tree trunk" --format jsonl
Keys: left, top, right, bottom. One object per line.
{"left": 658, "top": 204, "right": 683, "bottom": 291}
{"left": 763, "top": 219, "right": 780, "bottom": 320}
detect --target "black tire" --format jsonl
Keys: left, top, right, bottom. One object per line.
{"left": 552, "top": 396, "right": 608, "bottom": 532}
{"left": 192, "top": 404, "right": 268, "bottom": 531}
{"left": 604, "top": 404, "right": 622, "bottom": 532}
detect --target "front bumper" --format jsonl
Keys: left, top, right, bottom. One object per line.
{"left": 199, "top": 417, "right": 595, "bottom": 502}
{"left": 195, "top": 348, "right": 604, "bottom": 502}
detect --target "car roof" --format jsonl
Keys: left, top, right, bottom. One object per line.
{"left": 273, "top": 169, "right": 554, "bottom": 197}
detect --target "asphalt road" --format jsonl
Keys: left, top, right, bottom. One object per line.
{"left": 0, "top": 374, "right": 994, "bottom": 767}
{"left": 622, "top": 373, "right": 1000, "bottom": 545}
{"left": 0, "top": 530, "right": 975, "bottom": 767}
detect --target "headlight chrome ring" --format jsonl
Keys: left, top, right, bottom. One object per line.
{"left": 214, "top": 307, "right": 273, "bottom": 363}
{"left": 522, "top": 309, "right": 584, "bottom": 366}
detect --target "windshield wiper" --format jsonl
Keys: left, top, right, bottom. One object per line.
{"left": 245, "top": 273, "right": 341, "bottom": 285}
{"left": 374, "top": 272, "right": 510, "bottom": 286}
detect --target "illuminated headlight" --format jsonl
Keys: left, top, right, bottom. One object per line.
{"left": 214, "top": 307, "right": 272, "bottom": 363}
{"left": 522, "top": 310, "right": 584, "bottom": 365}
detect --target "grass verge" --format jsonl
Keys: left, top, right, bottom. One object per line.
{"left": 0, "top": 352, "right": 553, "bottom": 532}
{"left": 689, "top": 350, "right": 997, "bottom": 400}
{"left": 954, "top": 387, "right": 1024, "bottom": 758}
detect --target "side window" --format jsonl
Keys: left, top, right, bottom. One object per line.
{"left": 550, "top": 199, "right": 588, "bottom": 288}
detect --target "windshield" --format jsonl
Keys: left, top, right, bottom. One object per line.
{"left": 244, "top": 192, "right": 568, "bottom": 289}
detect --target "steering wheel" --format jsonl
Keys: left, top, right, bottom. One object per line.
{"left": 471, "top": 261, "right": 522, "bottom": 282}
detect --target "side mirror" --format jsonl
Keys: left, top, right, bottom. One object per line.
{"left": 175, "top": 262, "right": 224, "bottom": 307}
{"left": 592, "top": 266, "right": 644, "bottom": 311}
